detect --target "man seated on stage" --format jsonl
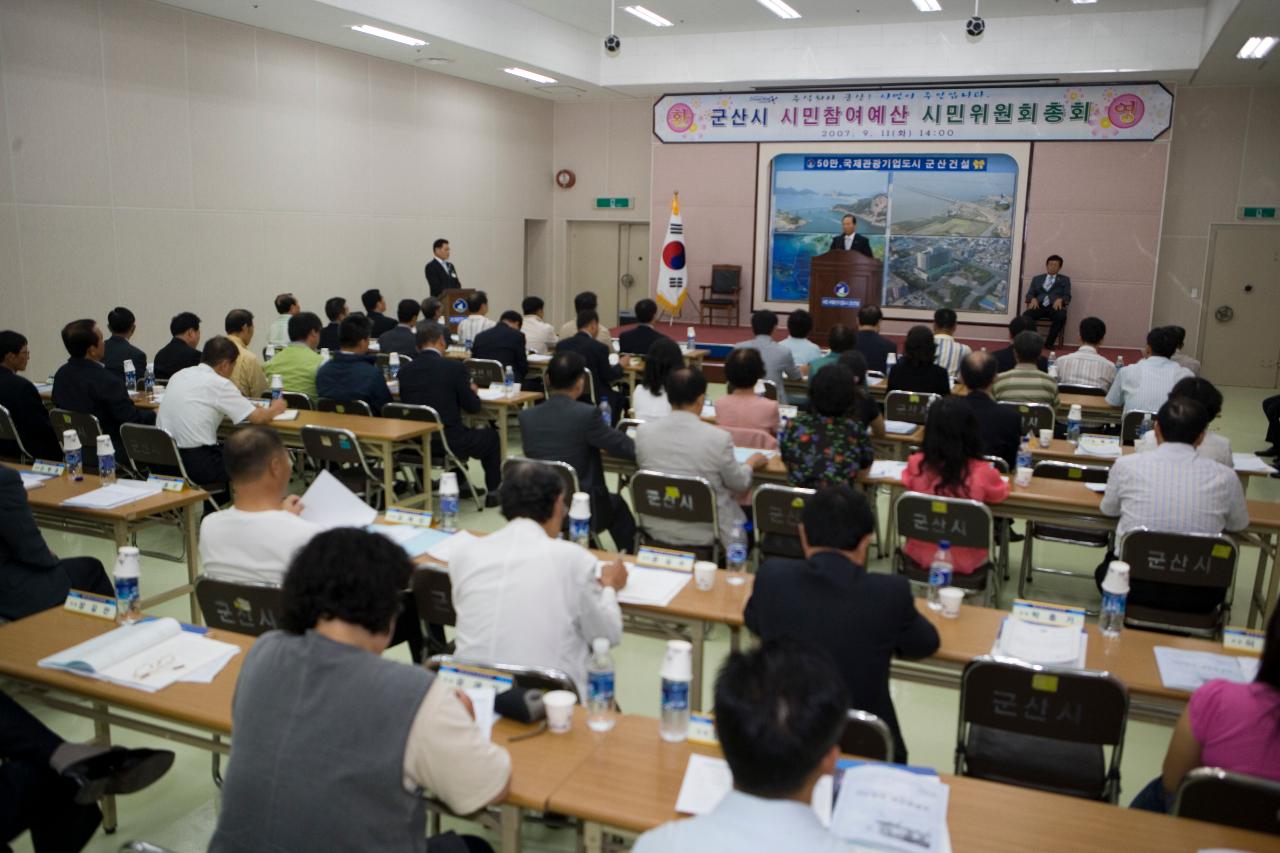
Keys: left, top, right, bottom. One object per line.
{"left": 158, "top": 337, "right": 286, "bottom": 488}
{"left": 743, "top": 486, "right": 938, "bottom": 765}
{"left": 319, "top": 297, "right": 347, "bottom": 353}
{"left": 361, "top": 288, "right": 397, "bottom": 339}
{"left": 992, "top": 316, "right": 1047, "bottom": 374}
{"left": 1055, "top": 316, "right": 1116, "bottom": 391}
{"left": 376, "top": 299, "right": 420, "bottom": 361}
{"left": 224, "top": 309, "right": 268, "bottom": 398}
{"left": 520, "top": 296, "right": 557, "bottom": 355}
{"left": 853, "top": 305, "right": 896, "bottom": 373}
{"left": 558, "top": 291, "right": 613, "bottom": 347}
{"left": 1021, "top": 254, "right": 1071, "bottom": 348}
{"left": 960, "top": 351, "right": 1022, "bottom": 471}
{"left": 154, "top": 311, "right": 201, "bottom": 380}
{"left": 210, "top": 528, "right": 508, "bottom": 853}
{"left": 734, "top": 310, "right": 803, "bottom": 404}
{"left": 264, "top": 311, "right": 323, "bottom": 400}
{"left": 455, "top": 291, "right": 495, "bottom": 346}
{"left": 316, "top": 315, "right": 391, "bottom": 414}
{"left": 449, "top": 460, "right": 626, "bottom": 697}
{"left": 471, "top": 310, "right": 528, "bottom": 383}
{"left": 199, "top": 427, "right": 317, "bottom": 585}
{"left": 51, "top": 319, "right": 155, "bottom": 463}
{"left": 0, "top": 331, "right": 61, "bottom": 461}
{"left": 932, "top": 308, "right": 970, "bottom": 378}
{"left": 633, "top": 640, "right": 851, "bottom": 852}
{"left": 779, "top": 309, "right": 822, "bottom": 369}
{"left": 830, "top": 213, "right": 873, "bottom": 258}
{"left": 555, "top": 310, "right": 628, "bottom": 415}
{"left": 993, "top": 330, "right": 1059, "bottom": 409}
{"left": 268, "top": 293, "right": 299, "bottom": 348}
{"left": 101, "top": 306, "right": 146, "bottom": 385}
{"left": 1167, "top": 325, "right": 1201, "bottom": 376}
{"left": 1106, "top": 325, "right": 1194, "bottom": 416}
{"left": 618, "top": 298, "right": 669, "bottom": 356}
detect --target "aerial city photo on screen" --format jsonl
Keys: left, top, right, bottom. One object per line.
{"left": 767, "top": 152, "right": 1018, "bottom": 314}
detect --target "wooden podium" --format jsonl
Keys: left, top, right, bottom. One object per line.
{"left": 441, "top": 288, "right": 476, "bottom": 328}
{"left": 807, "top": 251, "right": 882, "bottom": 346}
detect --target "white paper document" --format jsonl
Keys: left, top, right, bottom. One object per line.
{"left": 425, "top": 529, "right": 478, "bottom": 563}
{"left": 1075, "top": 434, "right": 1121, "bottom": 457}
{"left": 476, "top": 387, "right": 506, "bottom": 401}
{"left": 528, "top": 354, "right": 552, "bottom": 365}
{"left": 830, "top": 764, "right": 950, "bottom": 853}
{"left": 368, "top": 524, "right": 456, "bottom": 559}
{"left": 674, "top": 753, "right": 734, "bottom": 815}
{"left": 732, "top": 447, "right": 776, "bottom": 465}
{"left": 1153, "top": 647, "right": 1260, "bottom": 692}
{"left": 298, "top": 470, "right": 378, "bottom": 529}
{"left": 1232, "top": 453, "right": 1276, "bottom": 473}
{"left": 604, "top": 562, "right": 691, "bottom": 607}
{"left": 884, "top": 420, "right": 918, "bottom": 435}
{"left": 869, "top": 460, "right": 908, "bottom": 482}
{"left": 20, "top": 471, "right": 51, "bottom": 490}
{"left": 1085, "top": 482, "right": 1108, "bottom": 493}
{"left": 996, "top": 617, "right": 1085, "bottom": 666}
{"left": 61, "top": 479, "right": 165, "bottom": 510}
{"left": 463, "top": 685, "right": 498, "bottom": 741}
{"left": 272, "top": 409, "right": 300, "bottom": 421}
{"left": 39, "top": 618, "right": 240, "bottom": 693}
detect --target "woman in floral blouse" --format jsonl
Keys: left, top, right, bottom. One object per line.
{"left": 780, "top": 362, "right": 876, "bottom": 488}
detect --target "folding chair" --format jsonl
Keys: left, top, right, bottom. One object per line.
{"left": 425, "top": 654, "right": 579, "bottom": 700}
{"left": 956, "top": 656, "right": 1128, "bottom": 802}
{"left": 892, "top": 491, "right": 997, "bottom": 605}
{"left": 1018, "top": 461, "right": 1111, "bottom": 606}
{"left": 718, "top": 425, "right": 777, "bottom": 450}
{"left": 1174, "top": 767, "right": 1280, "bottom": 836}
{"left": 194, "top": 575, "right": 284, "bottom": 637}
{"left": 616, "top": 417, "right": 644, "bottom": 439}
{"left": 119, "top": 423, "right": 225, "bottom": 510}
{"left": 1058, "top": 384, "right": 1108, "bottom": 397}
{"left": 751, "top": 483, "right": 813, "bottom": 562}
{"left": 757, "top": 380, "right": 779, "bottom": 401}
{"left": 315, "top": 397, "right": 373, "bottom": 417}
{"left": 464, "top": 358, "right": 506, "bottom": 388}
{"left": 410, "top": 566, "right": 456, "bottom": 657}
{"left": 0, "top": 404, "right": 34, "bottom": 462}
{"left": 300, "top": 424, "right": 385, "bottom": 509}
{"left": 382, "top": 403, "right": 483, "bottom": 511}
{"left": 884, "top": 391, "right": 939, "bottom": 425}
{"left": 982, "top": 456, "right": 1012, "bottom": 575}
{"left": 281, "top": 391, "right": 312, "bottom": 410}
{"left": 630, "top": 470, "right": 723, "bottom": 564}
{"left": 49, "top": 409, "right": 103, "bottom": 474}
{"left": 1121, "top": 409, "right": 1157, "bottom": 446}
{"left": 582, "top": 367, "right": 598, "bottom": 405}
{"left": 997, "top": 401, "right": 1054, "bottom": 436}
{"left": 1119, "top": 528, "right": 1238, "bottom": 637}
{"left": 840, "top": 709, "right": 893, "bottom": 762}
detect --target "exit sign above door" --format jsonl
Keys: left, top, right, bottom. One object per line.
{"left": 1239, "top": 206, "right": 1277, "bottom": 219}
{"left": 594, "top": 197, "right": 633, "bottom": 209}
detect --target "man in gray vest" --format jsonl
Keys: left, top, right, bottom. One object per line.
{"left": 210, "top": 528, "right": 510, "bottom": 853}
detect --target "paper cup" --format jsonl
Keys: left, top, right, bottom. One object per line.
{"left": 1015, "top": 466, "right": 1033, "bottom": 487}
{"left": 543, "top": 690, "right": 576, "bottom": 734}
{"left": 939, "top": 587, "right": 964, "bottom": 618}
{"left": 694, "top": 561, "right": 717, "bottom": 591}
{"left": 1038, "top": 429, "right": 1052, "bottom": 448}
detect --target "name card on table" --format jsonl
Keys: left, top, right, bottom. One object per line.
{"left": 435, "top": 663, "right": 515, "bottom": 694}
{"left": 635, "top": 546, "right": 696, "bottom": 573}
{"left": 687, "top": 712, "right": 719, "bottom": 746}
{"left": 1011, "top": 599, "right": 1086, "bottom": 630}
{"left": 32, "top": 459, "right": 66, "bottom": 476}
{"left": 64, "top": 590, "right": 117, "bottom": 621}
{"left": 147, "top": 474, "right": 186, "bottom": 492}
{"left": 1223, "top": 627, "right": 1265, "bottom": 654}
{"left": 385, "top": 507, "right": 433, "bottom": 528}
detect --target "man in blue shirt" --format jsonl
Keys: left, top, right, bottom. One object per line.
{"left": 316, "top": 315, "right": 391, "bottom": 414}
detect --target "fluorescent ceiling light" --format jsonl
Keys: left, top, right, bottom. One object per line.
{"left": 504, "top": 67, "right": 557, "bottom": 84}
{"left": 1071, "top": 0, "right": 1098, "bottom": 5}
{"left": 624, "top": 5, "right": 673, "bottom": 27}
{"left": 911, "top": 0, "right": 942, "bottom": 11}
{"left": 757, "top": 0, "right": 801, "bottom": 20}
{"left": 350, "top": 25, "right": 426, "bottom": 47}
{"left": 1237, "top": 36, "right": 1277, "bottom": 59}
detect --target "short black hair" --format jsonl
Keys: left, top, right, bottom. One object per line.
{"left": 281, "top": 528, "right": 411, "bottom": 635}
{"left": 499, "top": 461, "right": 564, "bottom": 524}
{"left": 714, "top": 640, "right": 848, "bottom": 798}
{"left": 933, "top": 308, "right": 957, "bottom": 330}
{"left": 810, "top": 363, "right": 856, "bottom": 417}
{"left": 573, "top": 291, "right": 598, "bottom": 313}
{"left": 841, "top": 214, "right": 855, "bottom": 224}
{"left": 433, "top": 238, "right": 449, "bottom": 252}
{"left": 857, "top": 305, "right": 882, "bottom": 326}
{"left": 225, "top": 309, "right": 254, "bottom": 335}
{"left": 200, "top": 335, "right": 240, "bottom": 368}
{"left": 828, "top": 324, "right": 857, "bottom": 354}
{"left": 642, "top": 338, "right": 683, "bottom": 395}
{"left": 576, "top": 309, "right": 599, "bottom": 331}
{"left": 802, "top": 484, "right": 877, "bottom": 549}
{"left": 522, "top": 296, "right": 544, "bottom": 315}
{"left": 499, "top": 310, "right": 523, "bottom": 327}
{"left": 324, "top": 297, "right": 347, "bottom": 322}
{"left": 170, "top": 312, "right": 200, "bottom": 337}
{"left": 1007, "top": 315, "right": 1030, "bottom": 337}
{"left": 1156, "top": 397, "right": 1209, "bottom": 445}
{"left": 396, "top": 299, "right": 421, "bottom": 324}
{"left": 287, "top": 312, "right": 323, "bottom": 342}
{"left": 62, "top": 319, "right": 100, "bottom": 358}
{"left": 420, "top": 297, "right": 443, "bottom": 321}
{"left": 223, "top": 426, "right": 285, "bottom": 483}
{"left": 960, "top": 350, "right": 998, "bottom": 391}
{"left": 665, "top": 367, "right": 707, "bottom": 408}
{"left": 1078, "top": 316, "right": 1106, "bottom": 345}
{"left": 415, "top": 322, "right": 446, "bottom": 349}
{"left": 1147, "top": 325, "right": 1177, "bottom": 358}
{"left": 1013, "top": 330, "right": 1043, "bottom": 363}
{"left": 0, "top": 330, "right": 27, "bottom": 359}
{"left": 787, "top": 309, "right": 813, "bottom": 339}
{"left": 1046, "top": 254, "right": 1064, "bottom": 265}
{"left": 1167, "top": 325, "right": 1187, "bottom": 348}
{"left": 902, "top": 325, "right": 935, "bottom": 367}
{"left": 1169, "top": 376, "right": 1223, "bottom": 421}
{"left": 274, "top": 293, "right": 297, "bottom": 314}
{"left": 835, "top": 349, "right": 869, "bottom": 393}
{"left": 467, "top": 291, "right": 488, "bottom": 313}
{"left": 107, "top": 307, "right": 136, "bottom": 335}
{"left": 547, "top": 351, "right": 586, "bottom": 391}
{"left": 361, "top": 289, "right": 383, "bottom": 312}
{"left": 751, "top": 310, "right": 778, "bottom": 336}
{"left": 634, "top": 299, "right": 657, "bottom": 324}
{"left": 725, "top": 347, "right": 765, "bottom": 390}
{"left": 339, "top": 314, "right": 372, "bottom": 348}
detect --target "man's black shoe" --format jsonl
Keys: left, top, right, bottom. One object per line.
{"left": 62, "top": 747, "right": 175, "bottom": 805}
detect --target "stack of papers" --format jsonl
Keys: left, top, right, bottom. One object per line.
{"left": 884, "top": 420, "right": 918, "bottom": 435}
{"left": 62, "top": 479, "right": 165, "bottom": 510}
{"left": 20, "top": 471, "right": 51, "bottom": 490}
{"left": 732, "top": 447, "right": 776, "bottom": 465}
{"left": 1075, "top": 434, "right": 1121, "bottom": 458}
{"left": 1153, "top": 647, "right": 1261, "bottom": 691}
{"left": 298, "top": 470, "right": 377, "bottom": 529}
{"left": 34, "top": 382, "right": 53, "bottom": 394}
{"left": 39, "top": 618, "right": 240, "bottom": 692}
{"left": 868, "top": 460, "right": 908, "bottom": 482}
{"left": 368, "top": 523, "right": 457, "bottom": 559}
{"left": 995, "top": 616, "right": 1086, "bottom": 667}
{"left": 600, "top": 562, "right": 690, "bottom": 607}
{"left": 424, "top": 529, "right": 478, "bottom": 563}
{"left": 1232, "top": 453, "right": 1277, "bottom": 474}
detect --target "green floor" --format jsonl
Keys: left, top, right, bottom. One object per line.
{"left": 13, "top": 386, "right": 1279, "bottom": 852}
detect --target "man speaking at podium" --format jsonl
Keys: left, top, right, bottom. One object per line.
{"left": 831, "top": 214, "right": 873, "bottom": 259}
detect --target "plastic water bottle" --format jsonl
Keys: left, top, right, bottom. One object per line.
{"left": 270, "top": 374, "right": 283, "bottom": 401}
{"left": 97, "top": 435, "right": 117, "bottom": 485}
{"left": 1138, "top": 412, "right": 1153, "bottom": 440}
{"left": 1100, "top": 560, "right": 1130, "bottom": 638}
{"left": 320, "top": 347, "right": 331, "bottom": 364}
{"left": 685, "top": 327, "right": 696, "bottom": 352}
{"left": 586, "top": 637, "right": 616, "bottom": 732}
{"left": 123, "top": 359, "right": 137, "bottom": 392}
{"left": 389, "top": 351, "right": 400, "bottom": 380}
{"left": 1016, "top": 434, "right": 1033, "bottom": 472}
{"left": 727, "top": 520, "right": 749, "bottom": 573}
{"left": 62, "top": 429, "right": 83, "bottom": 481}
{"left": 569, "top": 492, "right": 592, "bottom": 547}
{"left": 143, "top": 362, "right": 155, "bottom": 397}
{"left": 927, "top": 541, "right": 953, "bottom": 610}
{"left": 503, "top": 365, "right": 514, "bottom": 397}
{"left": 1067, "top": 403, "right": 1083, "bottom": 446}
{"left": 1047, "top": 350, "right": 1057, "bottom": 372}
{"left": 659, "top": 640, "right": 693, "bottom": 742}
{"left": 464, "top": 336, "right": 474, "bottom": 351}
{"left": 439, "top": 472, "right": 459, "bottom": 532}
{"left": 599, "top": 398, "right": 612, "bottom": 428}
{"left": 1115, "top": 355, "right": 1124, "bottom": 369}
{"left": 886, "top": 352, "right": 898, "bottom": 368}
{"left": 114, "top": 546, "right": 141, "bottom": 625}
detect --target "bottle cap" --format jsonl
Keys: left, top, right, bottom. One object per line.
{"left": 1102, "top": 560, "right": 1130, "bottom": 595}
{"left": 62, "top": 429, "right": 80, "bottom": 450}
{"left": 389, "top": 352, "right": 400, "bottom": 364}
{"left": 1068, "top": 404, "right": 1082, "bottom": 420}
{"left": 440, "top": 472, "right": 458, "bottom": 492}
{"left": 569, "top": 491, "right": 592, "bottom": 519}
{"left": 939, "top": 539, "right": 950, "bottom": 550}
{"left": 146, "top": 362, "right": 155, "bottom": 372}
{"left": 123, "top": 359, "right": 135, "bottom": 372}
{"left": 96, "top": 434, "right": 114, "bottom": 454}
{"left": 661, "top": 640, "right": 693, "bottom": 681}
{"left": 592, "top": 637, "right": 610, "bottom": 656}
{"left": 115, "top": 545, "right": 140, "bottom": 577}
{"left": 271, "top": 373, "right": 283, "bottom": 386}
{"left": 608, "top": 352, "right": 620, "bottom": 367}
{"left": 118, "top": 545, "right": 140, "bottom": 557}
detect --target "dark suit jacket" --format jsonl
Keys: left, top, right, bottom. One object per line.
{"left": 318, "top": 323, "right": 341, "bottom": 353}
{"left": 518, "top": 393, "right": 634, "bottom": 519}
{"left": 471, "top": 323, "right": 528, "bottom": 382}
{"left": 854, "top": 330, "right": 897, "bottom": 373}
{"left": 0, "top": 465, "right": 66, "bottom": 620}
{"left": 51, "top": 358, "right": 155, "bottom": 448}
{"left": 1025, "top": 273, "right": 1072, "bottom": 307}
{"left": 745, "top": 551, "right": 939, "bottom": 764}
{"left": 830, "top": 233, "right": 873, "bottom": 258}
{"left": 0, "top": 368, "right": 61, "bottom": 460}
{"left": 617, "top": 324, "right": 669, "bottom": 357}
{"left": 425, "top": 258, "right": 459, "bottom": 297}
{"left": 102, "top": 336, "right": 147, "bottom": 385}
{"left": 367, "top": 312, "right": 397, "bottom": 339}
{"left": 555, "top": 332, "right": 624, "bottom": 411}
{"left": 993, "top": 346, "right": 1048, "bottom": 374}
{"left": 315, "top": 353, "right": 391, "bottom": 414}
{"left": 377, "top": 326, "right": 418, "bottom": 361}
{"left": 153, "top": 338, "right": 200, "bottom": 381}
{"left": 397, "top": 349, "right": 480, "bottom": 435}
{"left": 963, "top": 390, "right": 1023, "bottom": 470}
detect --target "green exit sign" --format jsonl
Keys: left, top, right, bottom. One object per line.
{"left": 1240, "top": 206, "right": 1276, "bottom": 219}
{"left": 594, "top": 197, "right": 633, "bottom": 209}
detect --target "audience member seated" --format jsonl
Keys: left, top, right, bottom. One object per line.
{"left": 1106, "top": 325, "right": 1194, "bottom": 416}
{"left": 316, "top": 315, "right": 391, "bottom": 414}
{"left": 633, "top": 640, "right": 852, "bottom": 852}
{"left": 1131, "top": 608, "right": 1280, "bottom": 813}
{"left": 264, "top": 311, "right": 323, "bottom": 399}
{"left": 268, "top": 293, "right": 299, "bottom": 348}
{"left": 780, "top": 364, "right": 875, "bottom": 489}
{"left": 400, "top": 323, "right": 502, "bottom": 505}
{"left": 1020, "top": 253, "right": 1071, "bottom": 348}
{"left": 1055, "top": 316, "right": 1116, "bottom": 390}
{"left": 224, "top": 309, "right": 268, "bottom": 398}
{"left": 520, "top": 296, "right": 557, "bottom": 355}
{"left": 416, "top": 297, "right": 453, "bottom": 347}
{"left": 734, "top": 310, "right": 803, "bottom": 404}
{"left": 887, "top": 325, "right": 950, "bottom": 397}
{"left": 157, "top": 337, "right": 286, "bottom": 488}
{"left": 154, "top": 311, "right": 201, "bottom": 380}
{"left": 778, "top": 309, "right": 822, "bottom": 368}
{"left": 637, "top": 368, "right": 766, "bottom": 552}
{"left": 1262, "top": 394, "right": 1280, "bottom": 458}
{"left": 854, "top": 305, "right": 897, "bottom": 373}
{"left": 101, "top": 306, "right": 146, "bottom": 385}
{"left": 959, "top": 351, "right": 1022, "bottom": 470}
{"left": 471, "top": 310, "right": 528, "bottom": 383}
{"left": 520, "top": 352, "right": 636, "bottom": 551}
{"left": 632, "top": 338, "right": 682, "bottom": 420}
{"left": 554, "top": 310, "right": 627, "bottom": 414}
{"left": 198, "top": 427, "right": 317, "bottom": 585}
{"left": 51, "top": 319, "right": 155, "bottom": 459}
{"left": 319, "top": 297, "right": 347, "bottom": 352}
{"left": 618, "top": 298, "right": 669, "bottom": 356}
{"left": 209, "top": 528, "right": 508, "bottom": 853}
{"left": 932, "top": 308, "right": 971, "bottom": 377}
{"left": 835, "top": 350, "right": 886, "bottom": 438}
{"left": 449, "top": 461, "right": 626, "bottom": 696}
{"left": 1097, "top": 398, "right": 1248, "bottom": 614}
{"left": 744, "top": 487, "right": 940, "bottom": 765}
{"left": 808, "top": 323, "right": 856, "bottom": 380}
{"left": 558, "top": 291, "right": 612, "bottom": 346}
{"left": 992, "top": 316, "right": 1047, "bottom": 374}
{"left": 456, "top": 291, "right": 495, "bottom": 345}
{"left": 715, "top": 348, "right": 780, "bottom": 436}
{"left": 1135, "top": 377, "right": 1231, "bottom": 468}
{"left": 1167, "top": 325, "right": 1201, "bottom": 376}
{"left": 0, "top": 331, "right": 61, "bottom": 460}
{"left": 376, "top": 299, "right": 420, "bottom": 361}
{"left": 361, "top": 288, "right": 397, "bottom": 338}
{"left": 993, "top": 330, "right": 1059, "bottom": 408}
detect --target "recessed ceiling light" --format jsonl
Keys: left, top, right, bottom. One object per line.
{"left": 1071, "top": 0, "right": 1099, "bottom": 5}
{"left": 1237, "top": 36, "right": 1277, "bottom": 59}
{"left": 504, "top": 67, "right": 558, "bottom": 84}
{"left": 757, "top": 0, "right": 801, "bottom": 20}
{"left": 350, "top": 25, "right": 426, "bottom": 47}
{"left": 624, "top": 5, "right": 673, "bottom": 27}
{"left": 911, "top": 0, "right": 942, "bottom": 11}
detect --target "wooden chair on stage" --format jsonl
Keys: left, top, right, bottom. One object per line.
{"left": 699, "top": 265, "right": 742, "bottom": 326}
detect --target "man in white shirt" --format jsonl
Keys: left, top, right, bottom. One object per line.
{"left": 1055, "top": 316, "right": 1116, "bottom": 391}
{"left": 449, "top": 460, "right": 627, "bottom": 695}
{"left": 455, "top": 291, "right": 495, "bottom": 346}
{"left": 267, "top": 294, "right": 298, "bottom": 349}
{"left": 521, "top": 296, "right": 558, "bottom": 355}
{"left": 1105, "top": 326, "right": 1194, "bottom": 416}
{"left": 932, "top": 308, "right": 971, "bottom": 378}
{"left": 1167, "top": 325, "right": 1201, "bottom": 376}
{"left": 633, "top": 640, "right": 851, "bottom": 853}
{"left": 156, "top": 336, "right": 285, "bottom": 488}
{"left": 1133, "top": 376, "right": 1232, "bottom": 468}
{"left": 199, "top": 427, "right": 317, "bottom": 585}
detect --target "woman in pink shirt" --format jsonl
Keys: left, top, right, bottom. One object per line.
{"left": 1132, "top": 608, "right": 1280, "bottom": 812}
{"left": 901, "top": 397, "right": 1009, "bottom": 574}
{"left": 715, "top": 348, "right": 780, "bottom": 439}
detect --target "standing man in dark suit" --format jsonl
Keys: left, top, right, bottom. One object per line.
{"left": 154, "top": 312, "right": 202, "bottom": 380}
{"left": 853, "top": 305, "right": 897, "bottom": 373}
{"left": 1021, "top": 254, "right": 1071, "bottom": 349}
{"left": 830, "top": 214, "right": 873, "bottom": 258}
{"left": 958, "top": 351, "right": 1022, "bottom": 470}
{"left": 618, "top": 299, "right": 669, "bottom": 356}
{"left": 471, "top": 311, "right": 528, "bottom": 382}
{"left": 102, "top": 307, "right": 147, "bottom": 386}
{"left": 376, "top": 299, "right": 420, "bottom": 361}
{"left": 555, "top": 310, "right": 629, "bottom": 415}
{"left": 0, "top": 331, "right": 61, "bottom": 460}
{"left": 519, "top": 352, "right": 637, "bottom": 552}
{"left": 424, "top": 238, "right": 459, "bottom": 297}
{"left": 744, "top": 485, "right": 938, "bottom": 764}
{"left": 361, "top": 289, "right": 397, "bottom": 339}
{"left": 319, "top": 297, "right": 347, "bottom": 352}
{"left": 992, "top": 316, "right": 1048, "bottom": 374}
{"left": 398, "top": 324, "right": 501, "bottom": 506}
{"left": 51, "top": 319, "right": 155, "bottom": 461}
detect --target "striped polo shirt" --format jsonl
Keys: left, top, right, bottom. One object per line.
{"left": 992, "top": 364, "right": 1060, "bottom": 409}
